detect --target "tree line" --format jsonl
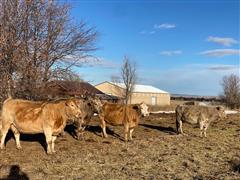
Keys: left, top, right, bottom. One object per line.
{"left": 0, "top": 0, "right": 97, "bottom": 102}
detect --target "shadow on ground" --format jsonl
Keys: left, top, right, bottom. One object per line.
{"left": 0, "top": 165, "right": 29, "bottom": 180}
{"left": 5, "top": 131, "right": 46, "bottom": 152}
{"left": 139, "top": 123, "right": 176, "bottom": 135}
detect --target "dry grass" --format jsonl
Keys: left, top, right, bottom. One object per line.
{"left": 0, "top": 113, "right": 239, "bottom": 179}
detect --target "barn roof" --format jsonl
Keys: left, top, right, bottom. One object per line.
{"left": 43, "top": 80, "right": 104, "bottom": 97}
{"left": 97, "top": 81, "right": 169, "bottom": 94}
{"left": 41, "top": 80, "right": 120, "bottom": 101}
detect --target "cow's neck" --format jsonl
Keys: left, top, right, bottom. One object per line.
{"left": 54, "top": 101, "right": 68, "bottom": 121}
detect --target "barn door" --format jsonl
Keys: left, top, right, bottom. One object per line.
{"left": 151, "top": 96, "right": 157, "bottom": 105}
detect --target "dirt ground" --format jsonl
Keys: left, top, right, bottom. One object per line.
{"left": 0, "top": 113, "right": 239, "bottom": 180}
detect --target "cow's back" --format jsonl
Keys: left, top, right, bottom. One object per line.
{"left": 101, "top": 103, "right": 125, "bottom": 125}
{"left": 101, "top": 103, "right": 141, "bottom": 126}
{"left": 1, "top": 99, "right": 46, "bottom": 133}
{"left": 176, "top": 105, "right": 202, "bottom": 124}
{"left": 176, "top": 105, "right": 223, "bottom": 124}
{"left": 1, "top": 99, "right": 44, "bottom": 119}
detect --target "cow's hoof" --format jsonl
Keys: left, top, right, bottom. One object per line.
{"left": 177, "top": 133, "right": 187, "bottom": 137}
{"left": 47, "top": 150, "right": 53, "bottom": 155}
{"left": 76, "top": 135, "right": 84, "bottom": 141}
{"left": 16, "top": 146, "right": 22, "bottom": 150}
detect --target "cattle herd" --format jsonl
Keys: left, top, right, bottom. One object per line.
{"left": 0, "top": 96, "right": 226, "bottom": 154}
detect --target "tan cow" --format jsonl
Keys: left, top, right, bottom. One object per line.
{"left": 99, "top": 102, "right": 149, "bottom": 141}
{"left": 0, "top": 97, "right": 82, "bottom": 154}
{"left": 175, "top": 105, "right": 226, "bottom": 137}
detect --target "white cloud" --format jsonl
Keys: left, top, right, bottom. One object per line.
{"left": 62, "top": 55, "right": 118, "bottom": 68}
{"left": 160, "top": 50, "right": 182, "bottom": 56}
{"left": 207, "top": 36, "right": 238, "bottom": 46}
{"left": 154, "top": 23, "right": 176, "bottom": 29}
{"left": 200, "top": 49, "right": 240, "bottom": 57}
{"left": 139, "top": 63, "right": 239, "bottom": 96}
{"left": 208, "top": 65, "right": 239, "bottom": 71}
{"left": 149, "top": 31, "right": 156, "bottom": 34}
{"left": 140, "top": 23, "right": 175, "bottom": 35}
{"left": 139, "top": 30, "right": 156, "bottom": 35}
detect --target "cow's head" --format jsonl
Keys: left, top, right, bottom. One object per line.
{"left": 85, "top": 96, "right": 103, "bottom": 114}
{"left": 139, "top": 102, "right": 150, "bottom": 117}
{"left": 65, "top": 98, "right": 82, "bottom": 119}
{"left": 91, "top": 97, "right": 103, "bottom": 114}
{"left": 216, "top": 106, "right": 227, "bottom": 120}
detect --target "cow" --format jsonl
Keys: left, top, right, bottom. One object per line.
{"left": 98, "top": 102, "right": 149, "bottom": 141}
{"left": 175, "top": 105, "right": 226, "bottom": 137}
{"left": 0, "top": 97, "right": 82, "bottom": 154}
{"left": 74, "top": 97, "right": 103, "bottom": 139}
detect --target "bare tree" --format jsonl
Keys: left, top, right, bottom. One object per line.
{"left": 50, "top": 68, "right": 83, "bottom": 82}
{"left": 0, "top": 0, "right": 98, "bottom": 101}
{"left": 121, "top": 56, "right": 137, "bottom": 104}
{"left": 221, "top": 74, "right": 240, "bottom": 109}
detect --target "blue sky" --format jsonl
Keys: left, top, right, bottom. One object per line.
{"left": 68, "top": 0, "right": 239, "bottom": 96}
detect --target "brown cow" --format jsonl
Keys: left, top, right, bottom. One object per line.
{"left": 74, "top": 97, "right": 103, "bottom": 139}
{"left": 175, "top": 105, "right": 226, "bottom": 137}
{"left": 99, "top": 102, "right": 149, "bottom": 141}
{"left": 0, "top": 97, "right": 82, "bottom": 154}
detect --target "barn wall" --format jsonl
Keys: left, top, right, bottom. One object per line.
{"left": 130, "top": 92, "right": 170, "bottom": 106}
{"left": 96, "top": 82, "right": 170, "bottom": 106}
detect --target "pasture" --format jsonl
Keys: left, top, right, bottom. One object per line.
{"left": 0, "top": 112, "right": 239, "bottom": 179}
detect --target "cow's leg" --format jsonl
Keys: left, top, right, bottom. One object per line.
{"left": 203, "top": 122, "right": 209, "bottom": 138}
{"left": 129, "top": 128, "right": 134, "bottom": 141}
{"left": 124, "top": 123, "right": 129, "bottom": 141}
{"left": 176, "top": 118, "right": 180, "bottom": 133}
{"left": 0, "top": 123, "right": 11, "bottom": 150}
{"left": 102, "top": 121, "right": 108, "bottom": 138}
{"left": 179, "top": 120, "right": 184, "bottom": 134}
{"left": 99, "top": 116, "right": 108, "bottom": 138}
{"left": 59, "top": 130, "right": 66, "bottom": 137}
{"left": 44, "top": 129, "right": 53, "bottom": 154}
{"left": 199, "top": 121, "right": 204, "bottom": 137}
{"left": 76, "top": 118, "right": 84, "bottom": 140}
{"left": 10, "top": 125, "right": 22, "bottom": 149}
{"left": 76, "top": 127, "right": 84, "bottom": 140}
{"left": 51, "top": 136, "right": 57, "bottom": 153}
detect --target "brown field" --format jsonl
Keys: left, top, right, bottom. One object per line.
{"left": 0, "top": 113, "right": 240, "bottom": 179}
